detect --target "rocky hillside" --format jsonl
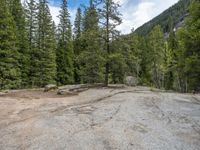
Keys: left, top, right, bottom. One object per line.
{"left": 134, "top": 0, "right": 191, "bottom": 36}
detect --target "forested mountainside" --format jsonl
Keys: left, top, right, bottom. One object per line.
{"left": 0, "top": 0, "right": 199, "bottom": 93}
{"left": 135, "top": 0, "right": 191, "bottom": 35}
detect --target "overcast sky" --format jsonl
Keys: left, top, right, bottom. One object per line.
{"left": 22, "top": 0, "right": 179, "bottom": 34}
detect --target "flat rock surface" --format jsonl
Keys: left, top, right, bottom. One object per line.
{"left": 0, "top": 86, "right": 200, "bottom": 150}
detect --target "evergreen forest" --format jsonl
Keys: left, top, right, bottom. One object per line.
{"left": 0, "top": 0, "right": 199, "bottom": 93}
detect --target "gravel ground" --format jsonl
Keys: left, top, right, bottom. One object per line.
{"left": 0, "top": 86, "right": 200, "bottom": 150}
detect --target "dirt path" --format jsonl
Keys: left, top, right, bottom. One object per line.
{"left": 0, "top": 87, "right": 200, "bottom": 150}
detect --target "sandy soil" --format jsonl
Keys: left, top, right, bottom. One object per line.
{"left": 0, "top": 86, "right": 200, "bottom": 150}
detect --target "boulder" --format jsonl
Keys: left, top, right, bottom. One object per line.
{"left": 44, "top": 84, "right": 58, "bottom": 92}
{"left": 124, "top": 76, "right": 138, "bottom": 86}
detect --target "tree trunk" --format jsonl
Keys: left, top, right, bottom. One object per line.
{"left": 105, "top": 0, "right": 110, "bottom": 86}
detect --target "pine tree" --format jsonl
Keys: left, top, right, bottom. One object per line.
{"left": 165, "top": 30, "right": 177, "bottom": 90}
{"left": 175, "top": 29, "right": 188, "bottom": 92}
{"left": 83, "top": 0, "right": 99, "bottom": 32}
{"left": 147, "top": 25, "right": 165, "bottom": 88}
{"left": 24, "top": 0, "right": 38, "bottom": 87}
{"left": 176, "top": 0, "right": 200, "bottom": 92}
{"left": 97, "top": 0, "right": 122, "bottom": 86}
{"left": 10, "top": 0, "right": 29, "bottom": 88}
{"left": 138, "top": 36, "right": 150, "bottom": 84}
{"left": 24, "top": 0, "right": 38, "bottom": 54}
{"left": 76, "top": 1, "right": 105, "bottom": 83}
{"left": 0, "top": 0, "right": 21, "bottom": 89}
{"left": 74, "top": 7, "right": 82, "bottom": 41}
{"left": 73, "top": 7, "right": 83, "bottom": 56}
{"left": 128, "top": 34, "right": 142, "bottom": 79}
{"left": 33, "top": 0, "right": 56, "bottom": 86}
{"left": 73, "top": 7, "right": 83, "bottom": 83}
{"left": 56, "top": 0, "right": 74, "bottom": 85}
{"left": 109, "top": 51, "right": 127, "bottom": 84}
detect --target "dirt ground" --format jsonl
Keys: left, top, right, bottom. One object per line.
{"left": 0, "top": 86, "right": 200, "bottom": 150}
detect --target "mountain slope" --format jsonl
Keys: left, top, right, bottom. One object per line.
{"left": 134, "top": 0, "right": 191, "bottom": 36}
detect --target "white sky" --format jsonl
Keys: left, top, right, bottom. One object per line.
{"left": 21, "top": 0, "right": 179, "bottom": 34}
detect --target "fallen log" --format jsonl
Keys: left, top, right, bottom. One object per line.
{"left": 0, "top": 92, "right": 6, "bottom": 96}
{"left": 0, "top": 90, "right": 9, "bottom": 96}
{"left": 57, "top": 83, "right": 104, "bottom": 95}
{"left": 57, "top": 90, "right": 79, "bottom": 95}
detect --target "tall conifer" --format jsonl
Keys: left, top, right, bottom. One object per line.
{"left": 33, "top": 0, "right": 56, "bottom": 86}
{"left": 97, "top": 0, "right": 122, "bottom": 86}
{"left": 10, "top": 0, "right": 29, "bottom": 87}
{"left": 147, "top": 25, "right": 165, "bottom": 88}
{"left": 24, "top": 0, "right": 38, "bottom": 87}
{"left": 57, "top": 0, "right": 74, "bottom": 85}
{"left": 0, "top": 0, "right": 21, "bottom": 89}
{"left": 76, "top": 1, "right": 105, "bottom": 83}
{"left": 73, "top": 8, "right": 83, "bottom": 83}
